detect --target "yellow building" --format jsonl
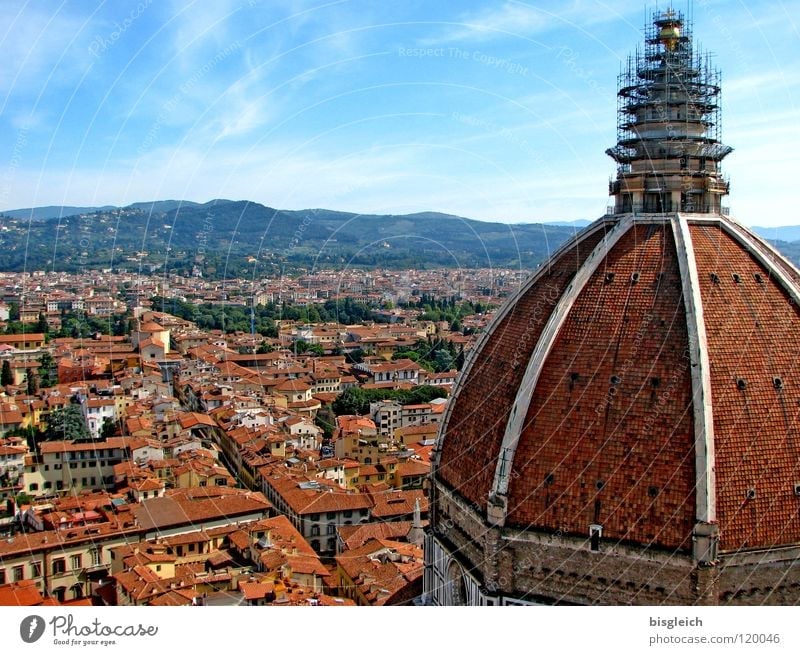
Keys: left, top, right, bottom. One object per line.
{"left": 0, "top": 333, "right": 46, "bottom": 350}
{"left": 24, "top": 437, "right": 133, "bottom": 496}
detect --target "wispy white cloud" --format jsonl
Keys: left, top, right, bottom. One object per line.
{"left": 215, "top": 97, "right": 272, "bottom": 139}
{"left": 420, "top": 2, "right": 553, "bottom": 46}
{"left": 725, "top": 69, "right": 800, "bottom": 96}
{"left": 421, "top": 0, "right": 641, "bottom": 46}
{"left": 0, "top": 3, "right": 96, "bottom": 99}
{"left": 167, "top": 0, "right": 242, "bottom": 68}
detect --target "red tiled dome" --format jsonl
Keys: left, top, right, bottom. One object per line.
{"left": 434, "top": 214, "right": 800, "bottom": 554}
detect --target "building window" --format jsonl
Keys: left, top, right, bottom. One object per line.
{"left": 71, "top": 554, "right": 82, "bottom": 570}
{"left": 326, "top": 511, "right": 336, "bottom": 520}
{"left": 310, "top": 525, "right": 320, "bottom": 536}
{"left": 590, "top": 524, "right": 602, "bottom": 552}
{"left": 31, "top": 561, "right": 42, "bottom": 578}
{"left": 326, "top": 523, "right": 336, "bottom": 535}
{"left": 28, "top": 483, "right": 38, "bottom": 491}
{"left": 310, "top": 513, "right": 319, "bottom": 522}
{"left": 343, "top": 510, "right": 352, "bottom": 518}
{"left": 89, "top": 549, "right": 101, "bottom": 566}
{"left": 310, "top": 540, "right": 320, "bottom": 551}
{"left": 13, "top": 565, "right": 24, "bottom": 582}
{"left": 52, "top": 559, "right": 66, "bottom": 575}
{"left": 0, "top": 569, "right": 5, "bottom": 584}
{"left": 44, "top": 481, "right": 52, "bottom": 490}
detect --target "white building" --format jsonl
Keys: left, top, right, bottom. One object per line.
{"left": 83, "top": 398, "right": 117, "bottom": 440}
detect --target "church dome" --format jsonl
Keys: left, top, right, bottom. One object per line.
{"left": 426, "top": 8, "right": 800, "bottom": 606}
{"left": 434, "top": 213, "right": 800, "bottom": 554}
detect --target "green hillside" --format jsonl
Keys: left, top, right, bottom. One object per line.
{"left": 0, "top": 200, "right": 583, "bottom": 276}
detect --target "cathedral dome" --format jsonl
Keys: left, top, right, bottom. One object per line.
{"left": 434, "top": 213, "right": 800, "bottom": 554}
{"left": 426, "top": 8, "right": 800, "bottom": 606}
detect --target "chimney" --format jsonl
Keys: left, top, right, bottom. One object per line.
{"left": 406, "top": 498, "right": 424, "bottom": 547}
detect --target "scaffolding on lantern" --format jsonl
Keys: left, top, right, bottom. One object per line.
{"left": 606, "top": 8, "right": 732, "bottom": 215}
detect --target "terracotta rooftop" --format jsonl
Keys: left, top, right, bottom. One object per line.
{"left": 335, "top": 538, "right": 423, "bottom": 606}
{"left": 39, "top": 437, "right": 133, "bottom": 454}
{"left": 369, "top": 489, "right": 428, "bottom": 520}
{"left": 262, "top": 473, "right": 372, "bottom": 515}
{"left": 132, "top": 488, "right": 271, "bottom": 531}
{"left": 0, "top": 580, "right": 46, "bottom": 606}
{"left": 338, "top": 520, "right": 414, "bottom": 551}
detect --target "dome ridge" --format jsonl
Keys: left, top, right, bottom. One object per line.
{"left": 486, "top": 214, "right": 636, "bottom": 526}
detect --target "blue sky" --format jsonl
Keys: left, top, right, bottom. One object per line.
{"left": 0, "top": 0, "right": 798, "bottom": 226}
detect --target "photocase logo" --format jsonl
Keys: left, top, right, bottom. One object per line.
{"left": 20, "top": 615, "right": 45, "bottom": 643}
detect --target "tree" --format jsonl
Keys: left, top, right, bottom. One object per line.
{"left": 392, "top": 350, "right": 420, "bottom": 362}
{"left": 433, "top": 349, "right": 455, "bottom": 373}
{"left": 26, "top": 368, "right": 38, "bottom": 396}
{"left": 345, "top": 348, "right": 364, "bottom": 364}
{"left": 36, "top": 311, "right": 48, "bottom": 335}
{"left": 315, "top": 406, "right": 336, "bottom": 440}
{"left": 42, "top": 404, "right": 91, "bottom": 442}
{"left": 400, "top": 385, "right": 447, "bottom": 405}
{"left": 15, "top": 492, "right": 32, "bottom": 506}
{"left": 332, "top": 385, "right": 447, "bottom": 416}
{"left": 305, "top": 306, "right": 321, "bottom": 324}
{"left": 332, "top": 387, "right": 369, "bottom": 416}
{"left": 112, "top": 315, "right": 129, "bottom": 336}
{"left": 8, "top": 302, "right": 19, "bottom": 321}
{"left": 1, "top": 360, "right": 12, "bottom": 386}
{"left": 256, "top": 341, "right": 274, "bottom": 354}
{"left": 296, "top": 341, "right": 324, "bottom": 356}
{"left": 37, "top": 352, "right": 56, "bottom": 388}
{"left": 455, "top": 346, "right": 466, "bottom": 370}
{"left": 100, "top": 416, "right": 116, "bottom": 439}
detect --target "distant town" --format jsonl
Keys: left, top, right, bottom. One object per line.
{"left": 0, "top": 265, "right": 522, "bottom": 606}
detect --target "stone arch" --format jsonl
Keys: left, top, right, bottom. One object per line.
{"left": 446, "top": 560, "right": 468, "bottom": 606}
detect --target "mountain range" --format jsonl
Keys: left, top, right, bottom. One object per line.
{"left": 1, "top": 200, "right": 798, "bottom": 277}
{"left": 0, "top": 200, "right": 584, "bottom": 276}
